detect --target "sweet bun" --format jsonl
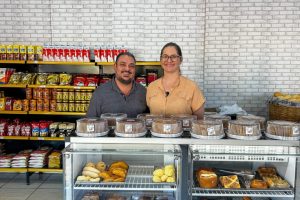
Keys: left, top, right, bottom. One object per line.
{"left": 196, "top": 168, "right": 218, "bottom": 188}
{"left": 110, "top": 167, "right": 127, "bottom": 178}
{"left": 109, "top": 161, "right": 129, "bottom": 170}
{"left": 96, "top": 161, "right": 106, "bottom": 171}
{"left": 83, "top": 166, "right": 100, "bottom": 174}
{"left": 85, "top": 162, "right": 96, "bottom": 168}
{"left": 76, "top": 175, "right": 90, "bottom": 181}
{"left": 250, "top": 179, "right": 268, "bottom": 189}
{"left": 82, "top": 170, "right": 99, "bottom": 178}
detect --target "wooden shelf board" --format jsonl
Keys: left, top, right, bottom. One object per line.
{"left": 27, "top": 61, "right": 95, "bottom": 66}
{"left": 0, "top": 84, "right": 27, "bottom": 88}
{"left": 30, "top": 137, "right": 65, "bottom": 141}
{"left": 0, "top": 111, "right": 27, "bottom": 114}
{"left": 0, "top": 136, "right": 29, "bottom": 140}
{"left": 0, "top": 168, "right": 27, "bottom": 173}
{"left": 0, "top": 60, "right": 26, "bottom": 64}
{"left": 27, "top": 168, "right": 63, "bottom": 173}
{"left": 28, "top": 111, "right": 86, "bottom": 116}
{"left": 96, "top": 61, "right": 160, "bottom": 66}
{"left": 27, "top": 85, "right": 96, "bottom": 90}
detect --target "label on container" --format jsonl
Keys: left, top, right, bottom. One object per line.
{"left": 125, "top": 124, "right": 133, "bottom": 133}
{"left": 246, "top": 127, "right": 253, "bottom": 135}
{"left": 207, "top": 127, "right": 216, "bottom": 136}
{"left": 163, "top": 124, "right": 171, "bottom": 133}
{"left": 293, "top": 126, "right": 299, "bottom": 135}
{"left": 87, "top": 123, "right": 95, "bottom": 133}
{"left": 182, "top": 119, "right": 189, "bottom": 127}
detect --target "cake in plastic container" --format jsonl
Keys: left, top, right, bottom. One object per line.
{"left": 151, "top": 118, "right": 182, "bottom": 137}
{"left": 204, "top": 114, "right": 231, "bottom": 129}
{"left": 227, "top": 120, "right": 261, "bottom": 140}
{"left": 137, "top": 113, "right": 163, "bottom": 129}
{"left": 100, "top": 113, "right": 127, "bottom": 129}
{"left": 170, "top": 114, "right": 197, "bottom": 131}
{"left": 266, "top": 120, "right": 300, "bottom": 140}
{"left": 191, "top": 120, "right": 224, "bottom": 139}
{"left": 237, "top": 114, "right": 266, "bottom": 130}
{"left": 76, "top": 118, "right": 109, "bottom": 137}
{"left": 115, "top": 118, "right": 147, "bottom": 137}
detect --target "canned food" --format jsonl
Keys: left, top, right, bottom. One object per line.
{"left": 22, "top": 99, "right": 29, "bottom": 111}
{"left": 50, "top": 100, "right": 56, "bottom": 111}
{"left": 75, "top": 90, "right": 81, "bottom": 101}
{"left": 43, "top": 88, "right": 50, "bottom": 99}
{"left": 30, "top": 99, "right": 37, "bottom": 111}
{"left": 80, "top": 102, "right": 85, "bottom": 112}
{"left": 56, "top": 89, "right": 63, "bottom": 101}
{"left": 68, "top": 89, "right": 75, "bottom": 101}
{"left": 37, "top": 99, "right": 43, "bottom": 111}
{"left": 56, "top": 102, "right": 63, "bottom": 112}
{"left": 62, "top": 89, "right": 69, "bottom": 101}
{"left": 75, "top": 102, "right": 81, "bottom": 112}
{"left": 86, "top": 90, "right": 93, "bottom": 101}
{"left": 33, "top": 88, "right": 37, "bottom": 99}
{"left": 80, "top": 90, "right": 86, "bottom": 101}
{"left": 62, "top": 102, "right": 69, "bottom": 112}
{"left": 36, "top": 88, "right": 43, "bottom": 99}
{"left": 69, "top": 101, "right": 75, "bottom": 112}
{"left": 51, "top": 89, "right": 57, "bottom": 100}
{"left": 43, "top": 99, "right": 49, "bottom": 111}
{"left": 26, "top": 88, "right": 32, "bottom": 100}
{"left": 84, "top": 102, "right": 89, "bottom": 112}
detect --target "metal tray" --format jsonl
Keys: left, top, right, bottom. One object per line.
{"left": 76, "top": 130, "right": 109, "bottom": 137}
{"left": 227, "top": 132, "right": 262, "bottom": 140}
{"left": 191, "top": 132, "right": 225, "bottom": 139}
{"left": 115, "top": 131, "right": 147, "bottom": 138}
{"left": 151, "top": 131, "right": 183, "bottom": 138}
{"left": 265, "top": 132, "right": 300, "bottom": 141}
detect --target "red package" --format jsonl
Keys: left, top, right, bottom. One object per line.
{"left": 5, "top": 97, "right": 13, "bottom": 111}
{"left": 21, "top": 123, "right": 31, "bottom": 136}
{"left": 73, "top": 75, "right": 86, "bottom": 86}
{"left": 86, "top": 76, "right": 99, "bottom": 86}
{"left": 0, "top": 121, "right": 7, "bottom": 136}
{"left": 14, "top": 124, "right": 21, "bottom": 136}
{"left": 7, "top": 124, "right": 15, "bottom": 136}
{"left": 31, "top": 122, "right": 40, "bottom": 137}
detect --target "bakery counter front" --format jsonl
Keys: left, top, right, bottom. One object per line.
{"left": 63, "top": 143, "right": 181, "bottom": 200}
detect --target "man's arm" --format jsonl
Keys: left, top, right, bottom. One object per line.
{"left": 86, "top": 91, "right": 99, "bottom": 117}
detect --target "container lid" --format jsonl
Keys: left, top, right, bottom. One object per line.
{"left": 101, "top": 113, "right": 127, "bottom": 119}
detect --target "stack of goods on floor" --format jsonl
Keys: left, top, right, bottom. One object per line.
{"left": 48, "top": 151, "right": 61, "bottom": 168}
{"left": 0, "top": 154, "right": 13, "bottom": 168}
{"left": 28, "top": 146, "right": 52, "bottom": 168}
{"left": 11, "top": 149, "right": 32, "bottom": 168}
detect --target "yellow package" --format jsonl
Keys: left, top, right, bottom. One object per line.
{"left": 13, "top": 100, "right": 22, "bottom": 111}
{"left": 0, "top": 98, "right": 5, "bottom": 111}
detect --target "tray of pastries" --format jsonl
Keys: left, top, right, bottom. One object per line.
{"left": 76, "top": 118, "right": 109, "bottom": 137}
{"left": 204, "top": 114, "right": 231, "bottom": 129}
{"left": 227, "top": 120, "right": 261, "bottom": 140}
{"left": 137, "top": 113, "right": 163, "bottom": 129}
{"left": 191, "top": 120, "right": 225, "bottom": 139}
{"left": 115, "top": 118, "right": 147, "bottom": 137}
{"left": 170, "top": 114, "right": 197, "bottom": 131}
{"left": 101, "top": 113, "right": 127, "bottom": 129}
{"left": 237, "top": 114, "right": 266, "bottom": 130}
{"left": 151, "top": 118, "right": 182, "bottom": 138}
{"left": 265, "top": 120, "right": 300, "bottom": 140}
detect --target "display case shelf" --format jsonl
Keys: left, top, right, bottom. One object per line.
{"left": 0, "top": 168, "right": 27, "bottom": 173}
{"left": 27, "top": 85, "right": 96, "bottom": 90}
{"left": 0, "top": 136, "right": 29, "bottom": 140}
{"left": 0, "top": 60, "right": 25, "bottom": 64}
{"left": 27, "top": 168, "right": 63, "bottom": 173}
{"left": 96, "top": 61, "right": 160, "bottom": 66}
{"left": 26, "top": 61, "right": 95, "bottom": 66}
{"left": 0, "top": 84, "right": 27, "bottom": 88}
{"left": 0, "top": 111, "right": 27, "bottom": 115}
{"left": 29, "top": 136, "right": 65, "bottom": 141}
{"left": 28, "top": 111, "right": 85, "bottom": 116}
{"left": 192, "top": 188, "right": 294, "bottom": 198}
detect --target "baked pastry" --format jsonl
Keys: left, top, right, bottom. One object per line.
{"left": 137, "top": 113, "right": 163, "bottom": 129}
{"left": 96, "top": 161, "right": 106, "bottom": 171}
{"left": 192, "top": 120, "right": 224, "bottom": 136}
{"left": 110, "top": 167, "right": 127, "bottom": 178}
{"left": 237, "top": 114, "right": 266, "bottom": 130}
{"left": 219, "top": 175, "right": 241, "bottom": 188}
{"left": 250, "top": 179, "right": 268, "bottom": 189}
{"left": 257, "top": 167, "right": 277, "bottom": 177}
{"left": 81, "top": 192, "right": 99, "bottom": 200}
{"left": 101, "top": 113, "right": 127, "bottom": 129}
{"left": 242, "top": 197, "right": 252, "bottom": 200}
{"left": 109, "top": 161, "right": 129, "bottom": 170}
{"left": 267, "top": 120, "right": 300, "bottom": 137}
{"left": 170, "top": 114, "right": 197, "bottom": 130}
{"left": 105, "top": 194, "right": 126, "bottom": 200}
{"left": 115, "top": 118, "right": 146, "bottom": 134}
{"left": 151, "top": 118, "right": 182, "bottom": 134}
{"left": 196, "top": 168, "right": 218, "bottom": 188}
{"left": 76, "top": 118, "right": 108, "bottom": 134}
{"left": 204, "top": 114, "right": 231, "bottom": 129}
{"left": 228, "top": 120, "right": 260, "bottom": 136}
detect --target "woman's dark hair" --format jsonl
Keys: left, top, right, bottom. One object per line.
{"left": 160, "top": 42, "right": 183, "bottom": 61}
{"left": 115, "top": 51, "right": 136, "bottom": 63}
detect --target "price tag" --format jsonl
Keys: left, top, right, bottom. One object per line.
{"left": 292, "top": 126, "right": 299, "bottom": 135}
{"left": 207, "top": 127, "right": 216, "bottom": 136}
{"left": 182, "top": 119, "right": 189, "bottom": 127}
{"left": 125, "top": 124, "right": 133, "bottom": 133}
{"left": 246, "top": 127, "right": 253, "bottom": 135}
{"left": 37, "top": 137, "right": 44, "bottom": 140}
{"left": 87, "top": 123, "right": 95, "bottom": 133}
{"left": 164, "top": 124, "right": 172, "bottom": 133}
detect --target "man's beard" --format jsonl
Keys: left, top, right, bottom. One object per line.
{"left": 116, "top": 76, "right": 133, "bottom": 85}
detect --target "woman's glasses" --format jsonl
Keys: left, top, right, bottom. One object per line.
{"left": 161, "top": 54, "right": 181, "bottom": 62}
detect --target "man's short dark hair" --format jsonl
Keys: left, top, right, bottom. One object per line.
{"left": 115, "top": 51, "right": 136, "bottom": 63}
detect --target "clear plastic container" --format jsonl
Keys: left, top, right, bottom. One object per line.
{"left": 131, "top": 194, "right": 153, "bottom": 200}
{"left": 151, "top": 118, "right": 182, "bottom": 137}
{"left": 170, "top": 114, "right": 197, "bottom": 131}
{"left": 204, "top": 114, "right": 231, "bottom": 129}
{"left": 237, "top": 114, "right": 266, "bottom": 130}
{"left": 227, "top": 120, "right": 261, "bottom": 140}
{"left": 101, "top": 113, "right": 127, "bottom": 129}
{"left": 266, "top": 120, "right": 300, "bottom": 140}
{"left": 137, "top": 113, "right": 163, "bottom": 129}
{"left": 76, "top": 118, "right": 108, "bottom": 137}
{"left": 191, "top": 120, "right": 224, "bottom": 139}
{"left": 115, "top": 118, "right": 147, "bottom": 137}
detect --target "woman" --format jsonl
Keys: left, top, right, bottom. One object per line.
{"left": 146, "top": 42, "right": 205, "bottom": 119}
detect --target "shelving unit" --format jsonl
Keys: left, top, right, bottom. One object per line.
{"left": 27, "top": 61, "right": 95, "bottom": 66}
{"left": 96, "top": 61, "right": 160, "bottom": 66}
{"left": 0, "top": 111, "right": 27, "bottom": 115}
{"left": 0, "top": 84, "right": 27, "bottom": 88}
{"left": 27, "top": 85, "right": 96, "bottom": 90}
{"left": 28, "top": 111, "right": 86, "bottom": 116}
{"left": 0, "top": 60, "right": 25, "bottom": 64}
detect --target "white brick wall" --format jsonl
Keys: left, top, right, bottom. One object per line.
{"left": 0, "top": 0, "right": 299, "bottom": 116}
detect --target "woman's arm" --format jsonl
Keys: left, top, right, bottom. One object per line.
{"left": 193, "top": 103, "right": 205, "bottom": 120}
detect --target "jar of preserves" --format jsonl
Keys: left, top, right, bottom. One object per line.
{"left": 56, "top": 102, "right": 63, "bottom": 112}
{"left": 22, "top": 99, "right": 29, "bottom": 111}
{"left": 68, "top": 89, "right": 75, "bottom": 101}
{"left": 62, "top": 89, "right": 69, "bottom": 101}
{"left": 75, "top": 90, "right": 81, "bottom": 101}
{"left": 51, "top": 89, "right": 57, "bottom": 100}
{"left": 30, "top": 99, "right": 37, "bottom": 111}
{"left": 75, "top": 102, "right": 81, "bottom": 112}
{"left": 37, "top": 99, "right": 43, "bottom": 111}
{"left": 43, "top": 99, "right": 50, "bottom": 111}
{"left": 50, "top": 100, "right": 56, "bottom": 112}
{"left": 69, "top": 101, "right": 75, "bottom": 112}
{"left": 80, "top": 90, "right": 86, "bottom": 101}
{"left": 43, "top": 88, "right": 50, "bottom": 99}
{"left": 36, "top": 88, "right": 43, "bottom": 99}
{"left": 56, "top": 89, "right": 63, "bottom": 101}
{"left": 86, "top": 90, "right": 93, "bottom": 101}
{"left": 26, "top": 88, "right": 32, "bottom": 99}
{"left": 62, "top": 102, "right": 69, "bottom": 112}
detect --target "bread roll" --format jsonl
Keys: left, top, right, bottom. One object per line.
{"left": 83, "top": 166, "right": 100, "bottom": 174}
{"left": 250, "top": 179, "right": 268, "bottom": 189}
{"left": 82, "top": 170, "right": 99, "bottom": 178}
{"left": 96, "top": 161, "right": 106, "bottom": 171}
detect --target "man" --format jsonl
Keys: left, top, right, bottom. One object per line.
{"left": 86, "top": 52, "right": 147, "bottom": 118}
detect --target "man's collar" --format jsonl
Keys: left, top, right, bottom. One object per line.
{"left": 111, "top": 76, "right": 136, "bottom": 94}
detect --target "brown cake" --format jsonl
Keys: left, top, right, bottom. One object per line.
{"left": 204, "top": 114, "right": 231, "bottom": 129}
{"left": 76, "top": 118, "right": 108, "bottom": 134}
{"left": 237, "top": 114, "right": 266, "bottom": 130}
{"left": 267, "top": 120, "right": 300, "bottom": 137}
{"left": 192, "top": 120, "right": 224, "bottom": 136}
{"left": 151, "top": 118, "right": 182, "bottom": 134}
{"left": 100, "top": 113, "right": 127, "bottom": 129}
{"left": 228, "top": 120, "right": 260, "bottom": 136}
{"left": 137, "top": 113, "right": 163, "bottom": 129}
{"left": 196, "top": 168, "right": 218, "bottom": 188}
{"left": 115, "top": 118, "right": 146, "bottom": 134}
{"left": 170, "top": 114, "right": 197, "bottom": 130}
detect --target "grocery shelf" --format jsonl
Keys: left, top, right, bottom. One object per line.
{"left": 0, "top": 84, "right": 27, "bottom": 88}
{"left": 96, "top": 61, "right": 160, "bottom": 66}
{"left": 0, "top": 168, "right": 27, "bottom": 173}
{"left": 0, "top": 136, "right": 29, "bottom": 140}
{"left": 27, "top": 85, "right": 96, "bottom": 90}
{"left": 0, "top": 110, "right": 27, "bottom": 115}
{"left": 28, "top": 111, "right": 86, "bottom": 116}
{"left": 0, "top": 60, "right": 25, "bottom": 64}
{"left": 74, "top": 165, "right": 176, "bottom": 191}
{"left": 26, "top": 61, "right": 95, "bottom": 66}
{"left": 29, "top": 136, "right": 65, "bottom": 141}
{"left": 27, "top": 168, "right": 63, "bottom": 173}
{"left": 192, "top": 187, "right": 294, "bottom": 198}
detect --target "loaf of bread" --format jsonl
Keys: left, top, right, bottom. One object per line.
{"left": 250, "top": 179, "right": 268, "bottom": 189}
{"left": 151, "top": 118, "right": 182, "bottom": 134}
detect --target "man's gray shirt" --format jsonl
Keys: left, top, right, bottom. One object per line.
{"left": 86, "top": 78, "right": 147, "bottom": 118}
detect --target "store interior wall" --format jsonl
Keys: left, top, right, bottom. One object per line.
{"left": 0, "top": 0, "right": 299, "bottom": 116}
